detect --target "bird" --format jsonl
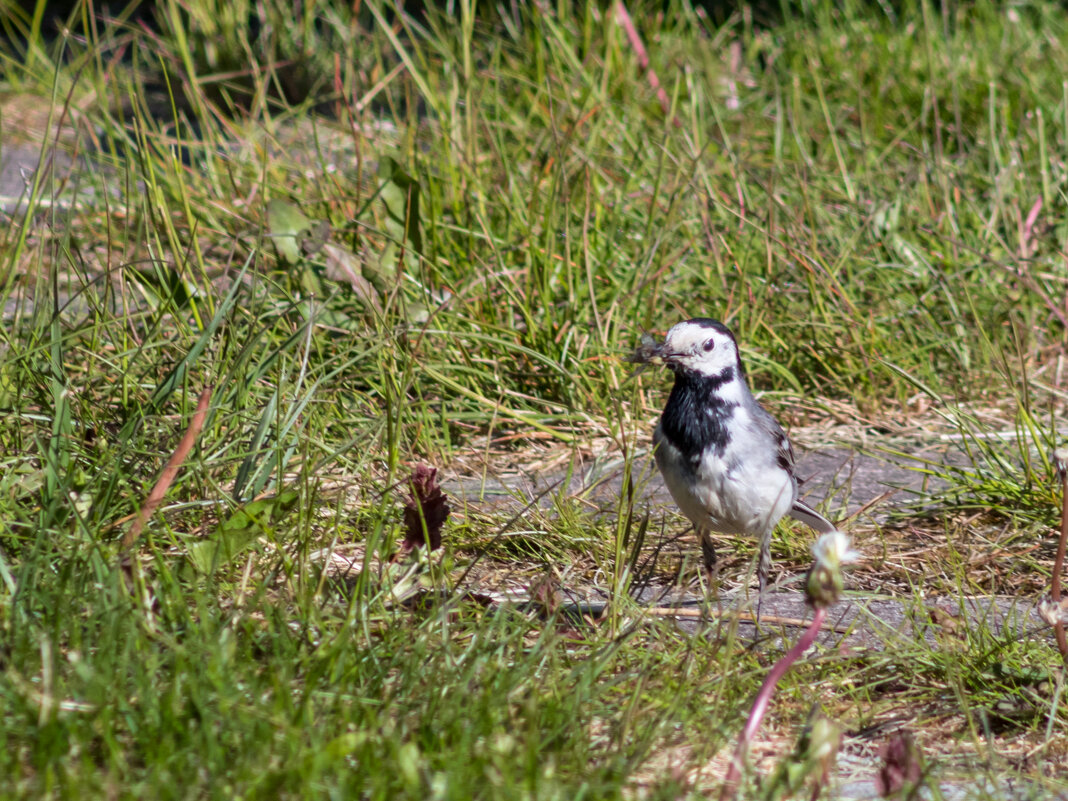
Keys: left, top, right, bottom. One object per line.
{"left": 634, "top": 318, "right": 837, "bottom": 607}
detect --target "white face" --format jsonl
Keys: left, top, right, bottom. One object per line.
{"left": 658, "top": 319, "right": 740, "bottom": 377}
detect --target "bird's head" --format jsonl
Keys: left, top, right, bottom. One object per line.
{"left": 635, "top": 318, "right": 741, "bottom": 378}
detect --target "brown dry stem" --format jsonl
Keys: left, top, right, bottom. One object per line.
{"left": 1052, "top": 448, "right": 1068, "bottom": 659}
{"left": 122, "top": 387, "right": 213, "bottom": 552}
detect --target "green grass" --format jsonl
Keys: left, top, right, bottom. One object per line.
{"left": 2, "top": 0, "right": 1068, "bottom": 796}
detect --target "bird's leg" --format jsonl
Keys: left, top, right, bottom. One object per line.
{"left": 755, "top": 534, "right": 772, "bottom": 624}
{"left": 697, "top": 529, "right": 722, "bottom": 604}
{"left": 699, "top": 529, "right": 718, "bottom": 574}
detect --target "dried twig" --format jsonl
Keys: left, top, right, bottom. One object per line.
{"left": 122, "top": 387, "right": 213, "bottom": 552}
{"left": 641, "top": 606, "right": 851, "bottom": 633}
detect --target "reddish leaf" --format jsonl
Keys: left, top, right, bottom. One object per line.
{"left": 399, "top": 590, "right": 495, "bottom": 615}
{"left": 875, "top": 731, "right": 922, "bottom": 797}
{"left": 528, "top": 573, "right": 560, "bottom": 616}
{"left": 399, "top": 464, "right": 450, "bottom": 556}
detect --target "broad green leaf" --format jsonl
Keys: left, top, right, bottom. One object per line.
{"left": 378, "top": 156, "right": 422, "bottom": 254}
{"left": 186, "top": 489, "right": 300, "bottom": 573}
{"left": 266, "top": 198, "right": 313, "bottom": 264}
{"left": 322, "top": 243, "right": 383, "bottom": 312}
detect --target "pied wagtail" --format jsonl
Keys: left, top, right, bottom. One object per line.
{"left": 633, "top": 318, "right": 837, "bottom": 602}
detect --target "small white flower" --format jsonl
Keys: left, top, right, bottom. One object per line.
{"left": 810, "top": 530, "right": 861, "bottom": 569}
{"left": 806, "top": 531, "right": 860, "bottom": 609}
{"left": 1038, "top": 596, "right": 1068, "bottom": 627}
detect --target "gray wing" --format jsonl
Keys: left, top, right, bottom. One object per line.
{"left": 752, "top": 401, "right": 838, "bottom": 534}
{"left": 749, "top": 402, "right": 795, "bottom": 474}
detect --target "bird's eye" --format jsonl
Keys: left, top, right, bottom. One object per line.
{"left": 703, "top": 339, "right": 715, "bottom": 352}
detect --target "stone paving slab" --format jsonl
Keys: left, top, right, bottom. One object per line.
{"left": 628, "top": 588, "right": 1045, "bottom": 648}
{"left": 442, "top": 443, "right": 957, "bottom": 523}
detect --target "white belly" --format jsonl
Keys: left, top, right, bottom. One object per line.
{"left": 653, "top": 427, "right": 795, "bottom": 537}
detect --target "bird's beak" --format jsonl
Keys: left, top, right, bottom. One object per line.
{"left": 628, "top": 333, "right": 668, "bottom": 367}
{"left": 646, "top": 341, "right": 682, "bottom": 365}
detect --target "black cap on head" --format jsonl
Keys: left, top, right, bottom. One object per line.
{"left": 683, "top": 318, "right": 735, "bottom": 339}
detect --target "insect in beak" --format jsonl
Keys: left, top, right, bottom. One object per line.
{"left": 628, "top": 332, "right": 665, "bottom": 366}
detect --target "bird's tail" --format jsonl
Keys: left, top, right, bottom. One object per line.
{"left": 788, "top": 499, "right": 837, "bottom": 534}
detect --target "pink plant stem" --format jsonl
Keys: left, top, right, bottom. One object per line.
{"left": 615, "top": 1, "right": 676, "bottom": 120}
{"left": 1021, "top": 196, "right": 1042, "bottom": 258}
{"left": 720, "top": 607, "right": 828, "bottom": 800}
{"left": 1053, "top": 453, "right": 1068, "bottom": 659}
